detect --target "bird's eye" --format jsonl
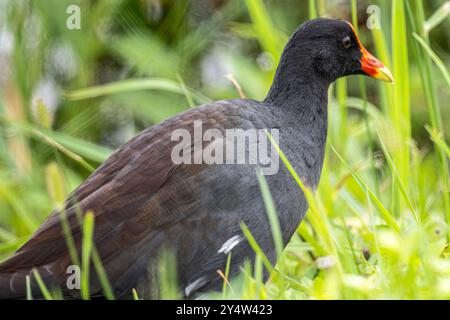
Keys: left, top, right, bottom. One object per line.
{"left": 341, "top": 36, "right": 352, "bottom": 49}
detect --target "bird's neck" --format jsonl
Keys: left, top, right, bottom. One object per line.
{"left": 264, "top": 52, "right": 331, "bottom": 112}
{"left": 264, "top": 53, "right": 330, "bottom": 188}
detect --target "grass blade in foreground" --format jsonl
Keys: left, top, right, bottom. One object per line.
{"left": 32, "top": 269, "right": 53, "bottom": 300}
{"left": 329, "top": 144, "right": 400, "bottom": 233}
{"left": 240, "top": 222, "right": 274, "bottom": 274}
{"left": 132, "top": 288, "right": 139, "bottom": 300}
{"left": 406, "top": 0, "right": 450, "bottom": 239}
{"left": 65, "top": 78, "right": 211, "bottom": 104}
{"left": 264, "top": 130, "right": 345, "bottom": 277}
{"left": 256, "top": 169, "right": 283, "bottom": 260}
{"left": 413, "top": 33, "right": 450, "bottom": 88}
{"left": 92, "top": 248, "right": 115, "bottom": 300}
{"left": 26, "top": 275, "right": 32, "bottom": 300}
{"left": 81, "top": 212, "right": 95, "bottom": 300}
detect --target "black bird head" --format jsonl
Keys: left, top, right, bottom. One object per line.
{"left": 293, "top": 18, "right": 393, "bottom": 82}
{"left": 267, "top": 18, "right": 393, "bottom": 101}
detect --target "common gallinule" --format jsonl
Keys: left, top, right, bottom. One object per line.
{"left": 0, "top": 18, "right": 393, "bottom": 299}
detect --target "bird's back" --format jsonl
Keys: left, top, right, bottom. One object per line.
{"left": 0, "top": 98, "right": 318, "bottom": 299}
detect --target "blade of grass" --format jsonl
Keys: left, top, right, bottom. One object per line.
{"left": 254, "top": 254, "right": 264, "bottom": 298}
{"left": 256, "top": 169, "right": 283, "bottom": 260}
{"left": 335, "top": 78, "right": 348, "bottom": 145}
{"left": 406, "top": 0, "right": 450, "bottom": 239}
{"left": 264, "top": 131, "right": 345, "bottom": 275}
{"left": 132, "top": 288, "right": 139, "bottom": 300}
{"left": 426, "top": 126, "right": 450, "bottom": 159}
{"left": 0, "top": 185, "right": 39, "bottom": 232}
{"left": 226, "top": 73, "right": 247, "bottom": 99}
{"left": 351, "top": 0, "right": 381, "bottom": 198}
{"left": 59, "top": 209, "right": 81, "bottom": 268}
{"left": 33, "top": 130, "right": 95, "bottom": 172}
{"left": 413, "top": 33, "right": 450, "bottom": 88}
{"left": 376, "top": 131, "right": 418, "bottom": 222}
{"left": 0, "top": 226, "right": 18, "bottom": 243}
{"left": 2, "top": 118, "right": 112, "bottom": 163}
{"left": 157, "top": 249, "right": 181, "bottom": 299}
{"left": 329, "top": 144, "right": 400, "bottom": 233}
{"left": 424, "top": 1, "right": 450, "bottom": 35}
{"left": 371, "top": 10, "right": 394, "bottom": 114}
{"left": 65, "top": 78, "right": 211, "bottom": 104}
{"left": 297, "top": 223, "right": 326, "bottom": 257}
{"left": 91, "top": 247, "right": 115, "bottom": 300}
{"left": 45, "top": 162, "right": 68, "bottom": 208}
{"left": 0, "top": 238, "right": 25, "bottom": 254}
{"left": 176, "top": 74, "right": 195, "bottom": 108}
{"left": 32, "top": 269, "right": 53, "bottom": 300}
{"left": 244, "top": 0, "right": 283, "bottom": 62}
{"left": 81, "top": 211, "right": 95, "bottom": 300}
{"left": 390, "top": 0, "right": 412, "bottom": 216}
{"left": 26, "top": 275, "right": 32, "bottom": 300}
{"left": 221, "top": 253, "right": 232, "bottom": 298}
{"left": 240, "top": 222, "right": 274, "bottom": 274}
{"left": 309, "top": 0, "right": 318, "bottom": 19}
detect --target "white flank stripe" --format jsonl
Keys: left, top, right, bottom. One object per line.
{"left": 185, "top": 277, "right": 208, "bottom": 297}
{"left": 218, "top": 235, "right": 242, "bottom": 254}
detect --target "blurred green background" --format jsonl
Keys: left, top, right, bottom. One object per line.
{"left": 0, "top": 0, "right": 449, "bottom": 299}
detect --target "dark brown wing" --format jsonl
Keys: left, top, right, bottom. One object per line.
{"left": 0, "top": 100, "right": 263, "bottom": 298}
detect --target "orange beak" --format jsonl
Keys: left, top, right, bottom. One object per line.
{"left": 346, "top": 21, "right": 394, "bottom": 83}
{"left": 360, "top": 46, "right": 394, "bottom": 82}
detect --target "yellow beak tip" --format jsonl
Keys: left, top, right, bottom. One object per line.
{"left": 378, "top": 66, "right": 395, "bottom": 83}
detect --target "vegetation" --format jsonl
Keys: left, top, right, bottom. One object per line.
{"left": 0, "top": 0, "right": 449, "bottom": 299}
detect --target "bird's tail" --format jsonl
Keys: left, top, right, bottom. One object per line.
{"left": 0, "top": 272, "right": 27, "bottom": 300}
{"left": 0, "top": 269, "right": 64, "bottom": 300}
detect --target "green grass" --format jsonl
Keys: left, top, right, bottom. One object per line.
{"left": 0, "top": 0, "right": 449, "bottom": 300}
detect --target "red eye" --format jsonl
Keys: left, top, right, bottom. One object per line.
{"left": 341, "top": 36, "right": 352, "bottom": 49}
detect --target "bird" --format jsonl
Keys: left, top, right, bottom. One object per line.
{"left": 0, "top": 18, "right": 393, "bottom": 300}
